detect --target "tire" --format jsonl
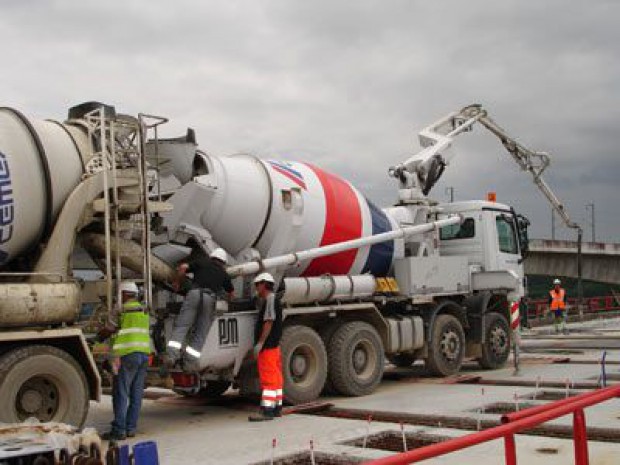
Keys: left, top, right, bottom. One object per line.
{"left": 328, "top": 321, "right": 384, "bottom": 397}
{"left": 0, "top": 345, "right": 89, "bottom": 428}
{"left": 281, "top": 325, "right": 328, "bottom": 405}
{"left": 319, "top": 322, "right": 340, "bottom": 395}
{"left": 478, "top": 312, "right": 511, "bottom": 369}
{"left": 388, "top": 353, "right": 417, "bottom": 368}
{"left": 426, "top": 314, "right": 465, "bottom": 377}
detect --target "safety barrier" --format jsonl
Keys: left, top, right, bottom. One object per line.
{"left": 529, "top": 295, "right": 620, "bottom": 321}
{"left": 363, "top": 385, "right": 620, "bottom": 465}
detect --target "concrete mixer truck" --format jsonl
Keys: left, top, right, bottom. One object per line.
{"left": 0, "top": 101, "right": 574, "bottom": 427}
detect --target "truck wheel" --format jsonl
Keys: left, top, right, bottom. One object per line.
{"left": 0, "top": 345, "right": 89, "bottom": 428}
{"left": 478, "top": 312, "right": 511, "bottom": 369}
{"left": 328, "top": 321, "right": 384, "bottom": 397}
{"left": 388, "top": 353, "right": 417, "bottom": 368}
{"left": 319, "top": 321, "right": 340, "bottom": 395}
{"left": 281, "top": 325, "right": 328, "bottom": 405}
{"left": 426, "top": 314, "right": 465, "bottom": 377}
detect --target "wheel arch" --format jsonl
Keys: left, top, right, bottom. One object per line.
{"left": 284, "top": 304, "right": 389, "bottom": 353}
{"left": 463, "top": 292, "right": 510, "bottom": 343}
{"left": 425, "top": 299, "right": 468, "bottom": 343}
{"left": 0, "top": 330, "right": 101, "bottom": 401}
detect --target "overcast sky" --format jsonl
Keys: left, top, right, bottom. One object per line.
{"left": 1, "top": 0, "right": 618, "bottom": 241}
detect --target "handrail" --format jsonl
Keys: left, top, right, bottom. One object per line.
{"left": 501, "top": 384, "right": 619, "bottom": 424}
{"left": 364, "top": 386, "right": 620, "bottom": 465}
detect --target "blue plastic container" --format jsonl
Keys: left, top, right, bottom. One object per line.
{"left": 133, "top": 441, "right": 160, "bottom": 465}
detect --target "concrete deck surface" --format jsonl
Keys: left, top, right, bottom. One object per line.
{"left": 85, "top": 317, "right": 620, "bottom": 464}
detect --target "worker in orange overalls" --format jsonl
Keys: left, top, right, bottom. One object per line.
{"left": 249, "top": 272, "right": 284, "bottom": 422}
{"left": 549, "top": 278, "right": 568, "bottom": 334}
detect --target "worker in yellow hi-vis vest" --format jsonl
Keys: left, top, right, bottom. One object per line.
{"left": 549, "top": 278, "right": 568, "bottom": 335}
{"left": 101, "top": 281, "right": 150, "bottom": 442}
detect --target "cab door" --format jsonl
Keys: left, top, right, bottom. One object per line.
{"left": 493, "top": 212, "right": 523, "bottom": 279}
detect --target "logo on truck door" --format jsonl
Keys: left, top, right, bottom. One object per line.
{"left": 218, "top": 318, "right": 239, "bottom": 347}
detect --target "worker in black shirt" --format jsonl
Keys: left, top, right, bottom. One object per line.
{"left": 248, "top": 272, "right": 284, "bottom": 422}
{"left": 167, "top": 248, "right": 234, "bottom": 364}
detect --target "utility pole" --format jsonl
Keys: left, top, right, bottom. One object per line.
{"left": 577, "top": 227, "right": 584, "bottom": 320}
{"left": 445, "top": 186, "right": 455, "bottom": 203}
{"left": 551, "top": 208, "right": 556, "bottom": 240}
{"left": 586, "top": 203, "right": 596, "bottom": 242}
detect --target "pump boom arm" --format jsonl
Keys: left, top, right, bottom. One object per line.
{"left": 390, "top": 104, "right": 581, "bottom": 232}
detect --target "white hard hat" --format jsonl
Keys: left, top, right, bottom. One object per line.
{"left": 254, "top": 272, "right": 275, "bottom": 285}
{"left": 120, "top": 281, "right": 139, "bottom": 295}
{"left": 553, "top": 279, "right": 561, "bottom": 285}
{"left": 209, "top": 248, "right": 228, "bottom": 264}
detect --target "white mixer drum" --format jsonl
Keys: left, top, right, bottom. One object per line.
{"left": 0, "top": 108, "right": 83, "bottom": 265}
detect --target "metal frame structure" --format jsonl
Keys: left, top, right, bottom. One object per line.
{"left": 83, "top": 108, "right": 167, "bottom": 310}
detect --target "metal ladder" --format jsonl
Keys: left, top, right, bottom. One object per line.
{"left": 83, "top": 107, "right": 167, "bottom": 310}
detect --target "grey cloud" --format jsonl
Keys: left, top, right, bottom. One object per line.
{"left": 1, "top": 0, "right": 618, "bottom": 241}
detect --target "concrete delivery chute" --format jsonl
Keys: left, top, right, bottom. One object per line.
{"left": 0, "top": 101, "right": 573, "bottom": 427}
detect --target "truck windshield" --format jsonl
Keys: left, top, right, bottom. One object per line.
{"left": 496, "top": 216, "right": 518, "bottom": 254}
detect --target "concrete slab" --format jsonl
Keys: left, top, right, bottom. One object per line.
{"left": 83, "top": 318, "right": 620, "bottom": 464}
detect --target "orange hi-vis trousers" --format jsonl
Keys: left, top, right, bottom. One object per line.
{"left": 257, "top": 347, "right": 283, "bottom": 409}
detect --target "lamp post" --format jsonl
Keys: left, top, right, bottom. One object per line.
{"left": 445, "top": 187, "right": 455, "bottom": 203}
{"left": 586, "top": 203, "right": 596, "bottom": 242}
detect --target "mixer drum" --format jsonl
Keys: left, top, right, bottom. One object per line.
{"left": 167, "top": 154, "right": 399, "bottom": 277}
{"left": 0, "top": 108, "right": 84, "bottom": 266}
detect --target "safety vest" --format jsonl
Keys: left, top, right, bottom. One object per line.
{"left": 112, "top": 301, "right": 151, "bottom": 357}
{"left": 550, "top": 288, "right": 566, "bottom": 310}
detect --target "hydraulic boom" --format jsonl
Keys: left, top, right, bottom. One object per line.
{"left": 390, "top": 103, "right": 582, "bottom": 234}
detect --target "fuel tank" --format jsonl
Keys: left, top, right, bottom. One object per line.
{"left": 165, "top": 154, "right": 405, "bottom": 277}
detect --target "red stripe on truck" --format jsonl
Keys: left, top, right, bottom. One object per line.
{"left": 302, "top": 163, "right": 362, "bottom": 276}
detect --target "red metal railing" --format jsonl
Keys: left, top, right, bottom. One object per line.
{"left": 363, "top": 385, "right": 620, "bottom": 465}
{"left": 528, "top": 295, "right": 620, "bottom": 320}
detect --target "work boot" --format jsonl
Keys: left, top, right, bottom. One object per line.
{"left": 248, "top": 408, "right": 275, "bottom": 422}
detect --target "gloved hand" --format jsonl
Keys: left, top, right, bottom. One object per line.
{"left": 253, "top": 343, "right": 263, "bottom": 359}
{"left": 96, "top": 325, "right": 115, "bottom": 342}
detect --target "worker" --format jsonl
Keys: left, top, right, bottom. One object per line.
{"left": 248, "top": 272, "right": 284, "bottom": 422}
{"left": 103, "top": 281, "right": 151, "bottom": 442}
{"left": 167, "top": 248, "right": 234, "bottom": 364}
{"left": 549, "top": 278, "right": 568, "bottom": 334}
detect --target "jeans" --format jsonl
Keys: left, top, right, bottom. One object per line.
{"left": 167, "top": 288, "right": 216, "bottom": 359}
{"left": 111, "top": 352, "right": 149, "bottom": 435}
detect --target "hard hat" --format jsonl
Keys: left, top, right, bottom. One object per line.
{"left": 120, "top": 281, "right": 139, "bottom": 295}
{"left": 553, "top": 279, "right": 561, "bottom": 285}
{"left": 209, "top": 248, "right": 228, "bottom": 264}
{"left": 254, "top": 272, "right": 275, "bottom": 285}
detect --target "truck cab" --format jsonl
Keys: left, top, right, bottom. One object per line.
{"left": 438, "top": 200, "right": 527, "bottom": 301}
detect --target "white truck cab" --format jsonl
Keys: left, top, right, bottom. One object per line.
{"left": 438, "top": 200, "right": 527, "bottom": 301}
